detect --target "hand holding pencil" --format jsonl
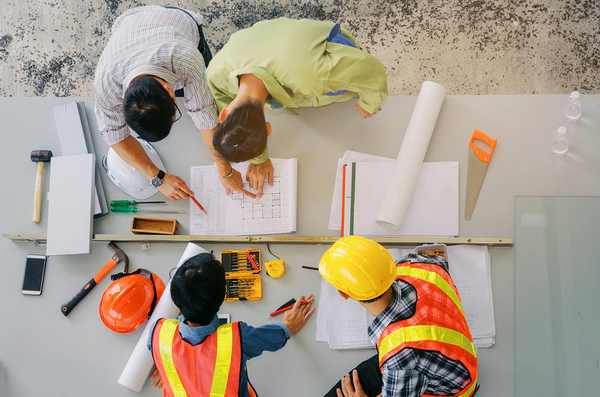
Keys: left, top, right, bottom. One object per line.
{"left": 280, "top": 294, "right": 315, "bottom": 335}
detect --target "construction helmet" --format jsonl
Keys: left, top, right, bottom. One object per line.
{"left": 319, "top": 236, "right": 396, "bottom": 301}
{"left": 102, "top": 137, "right": 166, "bottom": 200}
{"left": 99, "top": 269, "right": 166, "bottom": 334}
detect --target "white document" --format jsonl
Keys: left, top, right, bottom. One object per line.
{"left": 448, "top": 245, "right": 496, "bottom": 345}
{"left": 329, "top": 150, "right": 395, "bottom": 230}
{"left": 316, "top": 280, "right": 375, "bottom": 349}
{"left": 46, "top": 154, "right": 95, "bottom": 256}
{"left": 343, "top": 161, "right": 459, "bottom": 237}
{"left": 190, "top": 158, "right": 297, "bottom": 235}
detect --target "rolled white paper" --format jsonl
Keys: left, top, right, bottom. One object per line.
{"left": 118, "top": 243, "right": 209, "bottom": 392}
{"left": 375, "top": 81, "right": 446, "bottom": 230}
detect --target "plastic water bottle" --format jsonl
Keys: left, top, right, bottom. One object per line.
{"left": 551, "top": 126, "right": 569, "bottom": 156}
{"left": 564, "top": 91, "right": 582, "bottom": 122}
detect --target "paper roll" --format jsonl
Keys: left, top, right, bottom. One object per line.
{"left": 118, "top": 243, "right": 209, "bottom": 392}
{"left": 375, "top": 81, "right": 446, "bottom": 230}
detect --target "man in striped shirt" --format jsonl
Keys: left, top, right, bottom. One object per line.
{"left": 94, "top": 6, "right": 255, "bottom": 201}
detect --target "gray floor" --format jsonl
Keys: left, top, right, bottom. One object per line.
{"left": 1, "top": 0, "right": 599, "bottom": 98}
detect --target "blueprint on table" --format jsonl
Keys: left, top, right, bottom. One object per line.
{"left": 190, "top": 158, "right": 297, "bottom": 235}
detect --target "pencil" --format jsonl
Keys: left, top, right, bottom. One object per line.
{"left": 302, "top": 266, "right": 319, "bottom": 271}
{"left": 190, "top": 196, "right": 207, "bottom": 214}
{"left": 269, "top": 298, "right": 312, "bottom": 317}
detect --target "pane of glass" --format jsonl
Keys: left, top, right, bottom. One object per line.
{"left": 515, "top": 197, "right": 600, "bottom": 396}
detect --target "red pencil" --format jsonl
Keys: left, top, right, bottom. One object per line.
{"left": 269, "top": 298, "right": 312, "bottom": 317}
{"left": 190, "top": 196, "right": 207, "bottom": 214}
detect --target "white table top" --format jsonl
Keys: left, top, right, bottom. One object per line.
{"left": 1, "top": 94, "right": 599, "bottom": 396}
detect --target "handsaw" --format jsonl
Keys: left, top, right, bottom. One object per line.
{"left": 465, "top": 130, "right": 497, "bottom": 220}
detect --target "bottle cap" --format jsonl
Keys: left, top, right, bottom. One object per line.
{"left": 570, "top": 91, "right": 580, "bottom": 99}
{"left": 557, "top": 126, "right": 567, "bottom": 134}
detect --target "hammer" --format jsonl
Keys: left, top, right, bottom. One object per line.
{"left": 31, "top": 150, "right": 53, "bottom": 223}
{"left": 61, "top": 242, "right": 129, "bottom": 316}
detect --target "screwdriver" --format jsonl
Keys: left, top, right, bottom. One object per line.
{"left": 111, "top": 200, "right": 166, "bottom": 206}
{"left": 111, "top": 206, "right": 184, "bottom": 214}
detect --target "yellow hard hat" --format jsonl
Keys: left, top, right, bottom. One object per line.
{"left": 319, "top": 236, "right": 396, "bottom": 301}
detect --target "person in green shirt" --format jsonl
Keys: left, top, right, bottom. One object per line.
{"left": 206, "top": 18, "right": 388, "bottom": 198}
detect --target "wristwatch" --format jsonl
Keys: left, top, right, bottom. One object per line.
{"left": 150, "top": 170, "right": 166, "bottom": 188}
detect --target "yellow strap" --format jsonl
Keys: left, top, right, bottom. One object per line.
{"left": 379, "top": 324, "right": 477, "bottom": 362}
{"left": 456, "top": 376, "right": 478, "bottom": 397}
{"left": 396, "top": 266, "right": 465, "bottom": 315}
{"left": 159, "top": 319, "right": 188, "bottom": 397}
{"left": 210, "top": 323, "right": 234, "bottom": 397}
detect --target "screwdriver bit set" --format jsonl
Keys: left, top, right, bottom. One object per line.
{"left": 221, "top": 249, "right": 262, "bottom": 302}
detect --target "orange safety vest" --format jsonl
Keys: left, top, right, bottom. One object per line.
{"left": 377, "top": 261, "right": 478, "bottom": 397}
{"left": 151, "top": 318, "right": 258, "bottom": 397}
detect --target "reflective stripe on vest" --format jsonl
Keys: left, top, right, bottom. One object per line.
{"left": 396, "top": 265, "right": 465, "bottom": 315}
{"left": 378, "top": 262, "right": 478, "bottom": 397}
{"left": 378, "top": 324, "right": 476, "bottom": 362}
{"left": 210, "top": 323, "right": 234, "bottom": 397}
{"left": 159, "top": 319, "right": 188, "bottom": 397}
{"left": 158, "top": 320, "right": 236, "bottom": 397}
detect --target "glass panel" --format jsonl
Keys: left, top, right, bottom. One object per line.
{"left": 515, "top": 197, "right": 600, "bottom": 396}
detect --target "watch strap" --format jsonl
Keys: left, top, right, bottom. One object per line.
{"left": 156, "top": 170, "right": 165, "bottom": 181}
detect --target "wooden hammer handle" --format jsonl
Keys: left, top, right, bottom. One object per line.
{"left": 32, "top": 161, "right": 44, "bottom": 223}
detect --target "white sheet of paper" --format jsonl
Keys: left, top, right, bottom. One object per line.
{"left": 448, "top": 245, "right": 496, "bottom": 340}
{"left": 344, "top": 161, "right": 459, "bottom": 237}
{"left": 329, "top": 150, "right": 396, "bottom": 230}
{"left": 46, "top": 154, "right": 95, "bottom": 256}
{"left": 190, "top": 158, "right": 297, "bottom": 235}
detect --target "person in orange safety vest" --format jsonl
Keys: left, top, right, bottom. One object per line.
{"left": 147, "top": 252, "right": 315, "bottom": 396}
{"left": 319, "top": 237, "right": 478, "bottom": 397}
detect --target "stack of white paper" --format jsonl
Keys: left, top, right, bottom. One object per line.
{"left": 328, "top": 150, "right": 459, "bottom": 237}
{"left": 447, "top": 245, "right": 496, "bottom": 348}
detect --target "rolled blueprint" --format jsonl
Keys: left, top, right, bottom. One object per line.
{"left": 375, "top": 81, "right": 446, "bottom": 230}
{"left": 118, "top": 243, "right": 209, "bottom": 391}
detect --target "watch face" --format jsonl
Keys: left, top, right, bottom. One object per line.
{"left": 151, "top": 176, "right": 161, "bottom": 188}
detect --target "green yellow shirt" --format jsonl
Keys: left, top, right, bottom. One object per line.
{"left": 206, "top": 18, "right": 388, "bottom": 114}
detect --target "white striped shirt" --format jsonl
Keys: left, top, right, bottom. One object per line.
{"left": 94, "top": 5, "right": 219, "bottom": 146}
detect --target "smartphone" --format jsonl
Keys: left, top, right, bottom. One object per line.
{"left": 22, "top": 254, "right": 47, "bottom": 296}
{"left": 217, "top": 313, "right": 231, "bottom": 325}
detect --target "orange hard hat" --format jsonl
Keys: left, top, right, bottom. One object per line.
{"left": 99, "top": 269, "right": 165, "bottom": 333}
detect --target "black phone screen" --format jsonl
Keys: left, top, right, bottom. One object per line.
{"left": 22, "top": 256, "right": 46, "bottom": 293}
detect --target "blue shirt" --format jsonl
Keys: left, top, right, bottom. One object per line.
{"left": 148, "top": 314, "right": 290, "bottom": 396}
{"left": 368, "top": 254, "right": 471, "bottom": 397}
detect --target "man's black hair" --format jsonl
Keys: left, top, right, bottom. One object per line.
{"left": 170, "top": 253, "right": 226, "bottom": 326}
{"left": 213, "top": 99, "right": 268, "bottom": 163}
{"left": 359, "top": 292, "right": 387, "bottom": 304}
{"left": 123, "top": 76, "right": 176, "bottom": 142}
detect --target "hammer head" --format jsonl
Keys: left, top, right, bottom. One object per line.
{"left": 108, "top": 241, "right": 129, "bottom": 273}
{"left": 31, "top": 150, "right": 53, "bottom": 163}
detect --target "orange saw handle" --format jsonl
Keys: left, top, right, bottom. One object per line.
{"left": 61, "top": 258, "right": 120, "bottom": 317}
{"left": 469, "top": 130, "right": 497, "bottom": 163}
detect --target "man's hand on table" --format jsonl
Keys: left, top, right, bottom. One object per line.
{"left": 356, "top": 100, "right": 381, "bottom": 119}
{"left": 157, "top": 173, "right": 195, "bottom": 201}
{"left": 246, "top": 159, "right": 274, "bottom": 199}
{"left": 282, "top": 294, "right": 315, "bottom": 335}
